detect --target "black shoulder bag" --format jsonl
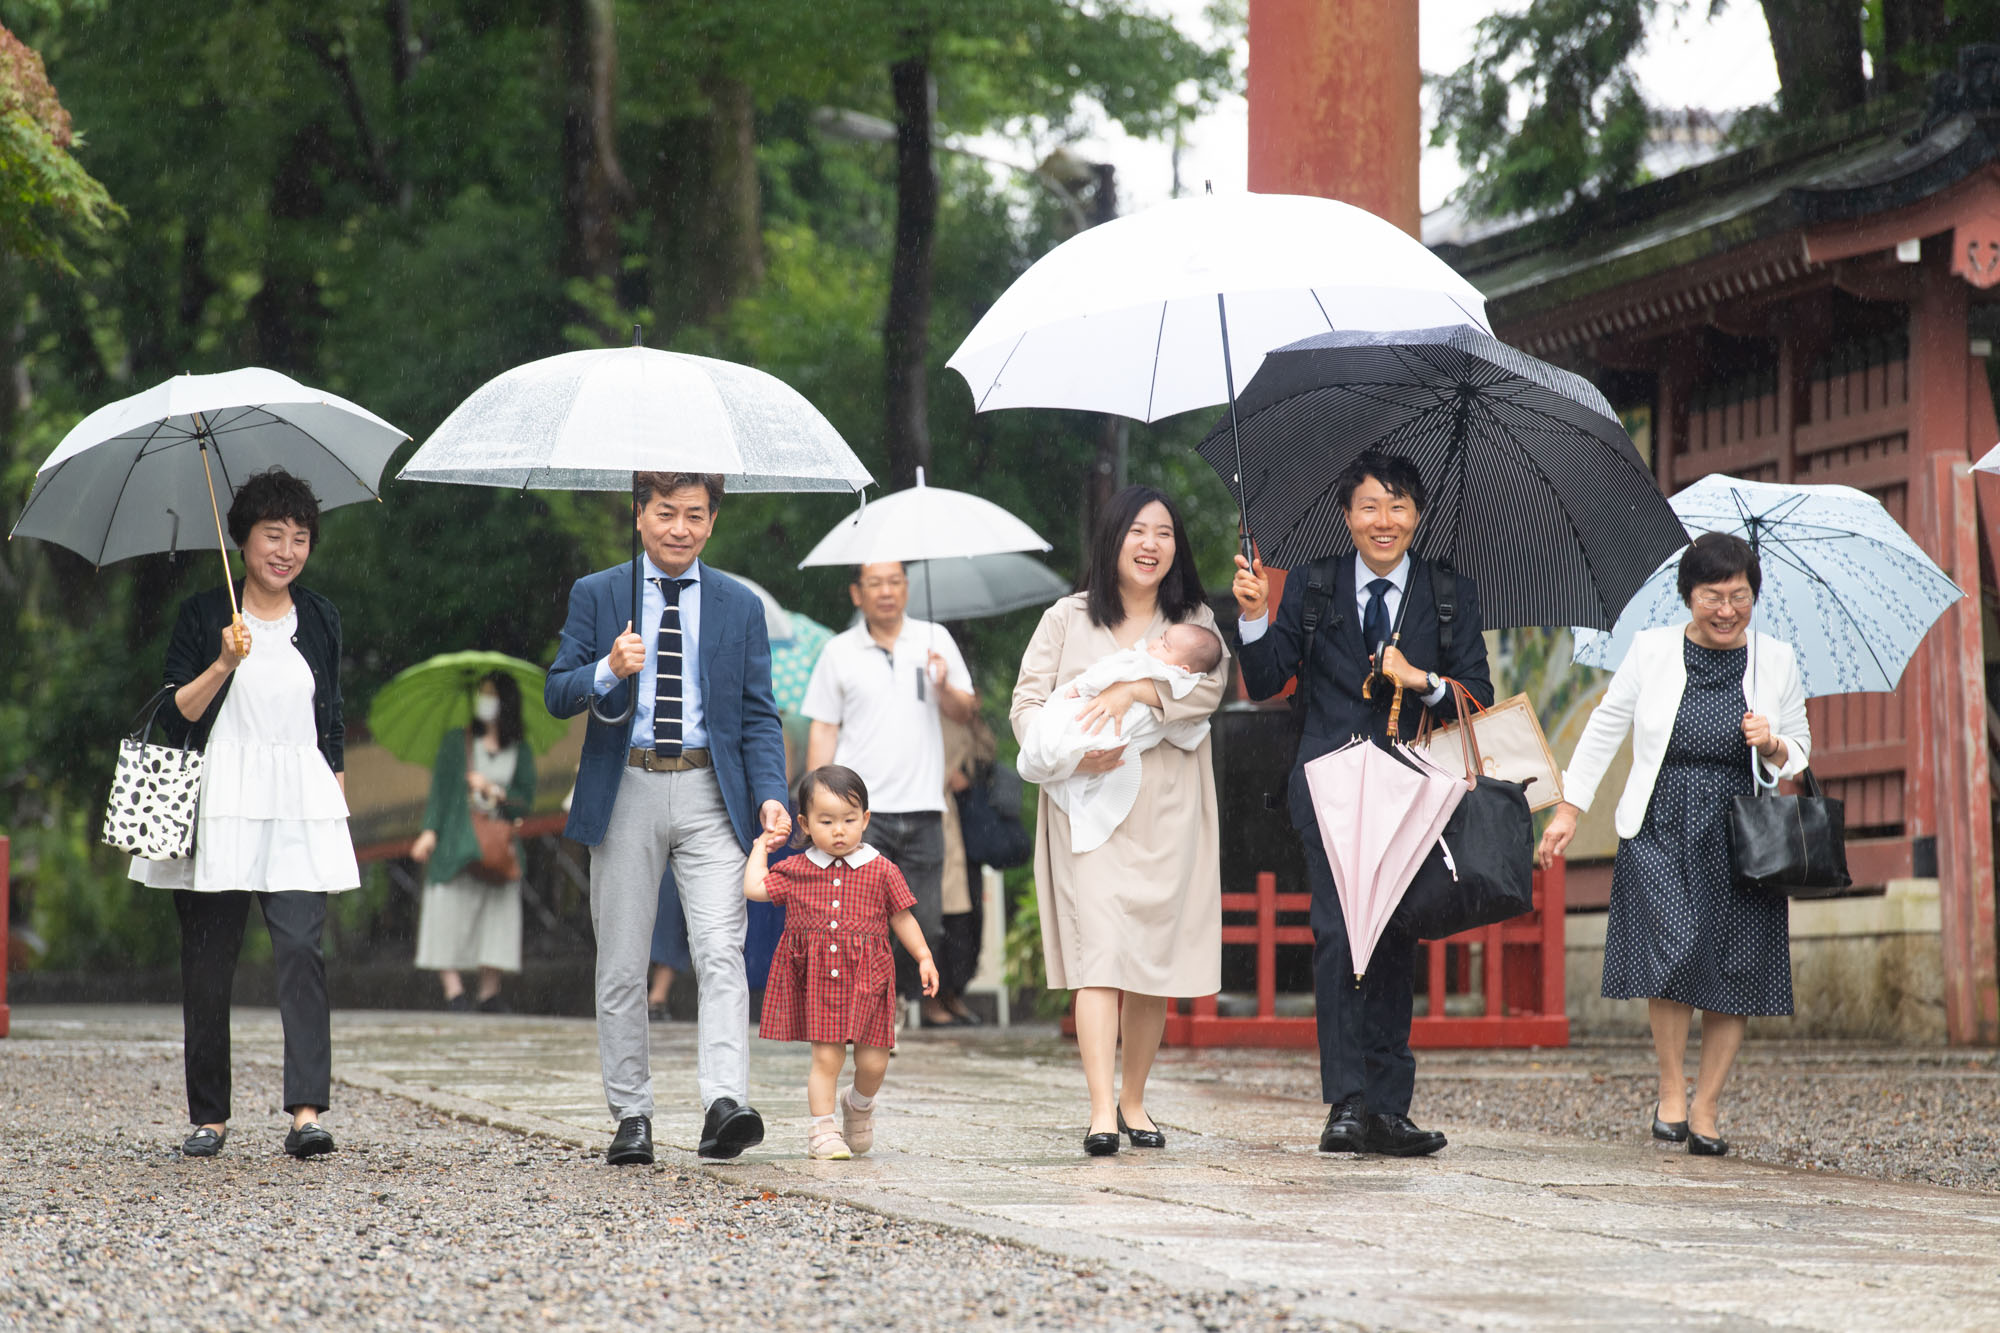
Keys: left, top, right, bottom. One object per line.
{"left": 1726, "top": 635, "right": 1851, "bottom": 897}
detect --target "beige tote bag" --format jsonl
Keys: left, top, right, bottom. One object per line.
{"left": 1415, "top": 692, "right": 1564, "bottom": 812}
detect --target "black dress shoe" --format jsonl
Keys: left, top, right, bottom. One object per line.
{"left": 607, "top": 1115, "right": 654, "bottom": 1165}
{"left": 445, "top": 993, "right": 474, "bottom": 1013}
{"left": 1318, "top": 1102, "right": 1368, "bottom": 1154}
{"left": 1687, "top": 1130, "right": 1729, "bottom": 1157}
{"left": 1083, "top": 1131, "right": 1120, "bottom": 1157}
{"left": 1363, "top": 1112, "right": 1447, "bottom": 1157}
{"left": 476, "top": 994, "right": 511, "bottom": 1014}
{"left": 698, "top": 1098, "right": 765, "bottom": 1160}
{"left": 1652, "top": 1104, "right": 1690, "bottom": 1143}
{"left": 284, "top": 1123, "right": 335, "bottom": 1159}
{"left": 181, "top": 1127, "right": 227, "bottom": 1158}
{"left": 1118, "top": 1110, "right": 1165, "bottom": 1149}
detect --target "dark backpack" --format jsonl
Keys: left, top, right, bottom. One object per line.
{"left": 957, "top": 759, "right": 1034, "bottom": 870}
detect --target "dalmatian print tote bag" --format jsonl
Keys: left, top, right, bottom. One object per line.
{"left": 102, "top": 685, "right": 204, "bottom": 860}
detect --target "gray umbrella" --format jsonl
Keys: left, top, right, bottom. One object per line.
{"left": 397, "top": 337, "right": 871, "bottom": 724}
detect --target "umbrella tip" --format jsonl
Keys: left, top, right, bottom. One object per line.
{"left": 1204, "top": 179, "right": 1213, "bottom": 195}
{"left": 631, "top": 324, "right": 644, "bottom": 347}
{"left": 914, "top": 466, "right": 926, "bottom": 488}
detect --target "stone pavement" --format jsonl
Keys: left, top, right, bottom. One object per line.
{"left": 14, "top": 1005, "right": 2000, "bottom": 1331}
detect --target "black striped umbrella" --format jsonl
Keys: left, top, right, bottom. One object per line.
{"left": 1196, "top": 325, "right": 1685, "bottom": 630}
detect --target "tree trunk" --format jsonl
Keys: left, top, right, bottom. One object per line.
{"left": 883, "top": 52, "right": 937, "bottom": 490}
{"left": 1759, "top": 0, "right": 1867, "bottom": 119}
{"left": 652, "top": 75, "right": 764, "bottom": 332}
{"left": 560, "top": 0, "right": 630, "bottom": 283}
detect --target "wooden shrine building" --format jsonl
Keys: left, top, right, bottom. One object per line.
{"left": 1432, "top": 47, "right": 2000, "bottom": 1045}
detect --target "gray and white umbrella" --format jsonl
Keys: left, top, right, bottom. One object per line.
{"left": 904, "top": 553, "right": 1071, "bottom": 620}
{"left": 1194, "top": 325, "right": 1686, "bottom": 631}
{"left": 11, "top": 367, "right": 409, "bottom": 624}
{"left": 1572, "top": 475, "right": 1963, "bottom": 695}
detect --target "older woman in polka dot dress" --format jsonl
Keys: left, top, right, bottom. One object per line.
{"left": 1539, "top": 534, "right": 1811, "bottom": 1158}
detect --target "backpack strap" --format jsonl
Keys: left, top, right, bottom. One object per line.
{"left": 1292, "top": 555, "right": 1344, "bottom": 725}
{"left": 1432, "top": 559, "right": 1458, "bottom": 668}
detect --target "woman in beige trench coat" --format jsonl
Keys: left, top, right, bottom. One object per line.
{"left": 1011, "top": 485, "right": 1226, "bottom": 1157}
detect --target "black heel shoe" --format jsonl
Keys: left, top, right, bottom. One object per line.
{"left": 1083, "top": 1131, "right": 1120, "bottom": 1157}
{"left": 1687, "top": 1130, "right": 1728, "bottom": 1157}
{"left": 1118, "top": 1110, "right": 1166, "bottom": 1149}
{"left": 1651, "top": 1103, "right": 1689, "bottom": 1143}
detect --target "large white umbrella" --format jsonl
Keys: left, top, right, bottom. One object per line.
{"left": 398, "top": 338, "right": 872, "bottom": 724}
{"left": 1572, "top": 475, "right": 1962, "bottom": 696}
{"left": 11, "top": 367, "right": 409, "bottom": 623}
{"left": 944, "top": 190, "right": 1492, "bottom": 558}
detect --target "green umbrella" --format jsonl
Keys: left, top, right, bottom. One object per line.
{"left": 367, "top": 650, "right": 569, "bottom": 767}
{"left": 770, "top": 614, "right": 835, "bottom": 715}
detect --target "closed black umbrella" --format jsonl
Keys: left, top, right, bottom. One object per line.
{"left": 1197, "top": 324, "right": 1685, "bottom": 630}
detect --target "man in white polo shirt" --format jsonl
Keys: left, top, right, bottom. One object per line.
{"left": 802, "top": 561, "right": 977, "bottom": 1027}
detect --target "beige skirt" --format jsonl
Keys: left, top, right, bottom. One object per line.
{"left": 414, "top": 870, "right": 522, "bottom": 972}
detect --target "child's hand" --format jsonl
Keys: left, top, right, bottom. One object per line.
{"left": 759, "top": 826, "right": 788, "bottom": 853}
{"left": 918, "top": 956, "right": 939, "bottom": 996}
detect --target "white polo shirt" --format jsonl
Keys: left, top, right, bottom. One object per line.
{"left": 801, "top": 617, "right": 972, "bottom": 814}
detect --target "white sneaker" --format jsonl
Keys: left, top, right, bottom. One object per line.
{"left": 808, "top": 1122, "right": 851, "bottom": 1160}
{"left": 842, "top": 1087, "right": 875, "bottom": 1156}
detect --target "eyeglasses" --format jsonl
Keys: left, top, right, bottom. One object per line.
{"left": 1692, "top": 590, "right": 1754, "bottom": 611}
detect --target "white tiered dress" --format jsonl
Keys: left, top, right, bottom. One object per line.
{"left": 133, "top": 605, "right": 360, "bottom": 894}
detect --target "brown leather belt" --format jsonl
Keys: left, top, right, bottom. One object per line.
{"left": 626, "top": 747, "right": 712, "bottom": 772}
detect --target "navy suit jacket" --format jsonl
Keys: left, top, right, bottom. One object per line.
{"left": 546, "top": 558, "right": 788, "bottom": 849}
{"left": 1238, "top": 558, "right": 1494, "bottom": 831}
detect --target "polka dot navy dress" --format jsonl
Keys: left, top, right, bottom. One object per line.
{"left": 1601, "top": 637, "right": 1793, "bottom": 1016}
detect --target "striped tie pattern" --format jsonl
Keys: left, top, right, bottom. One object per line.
{"left": 653, "top": 576, "right": 695, "bottom": 756}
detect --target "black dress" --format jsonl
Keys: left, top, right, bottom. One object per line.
{"left": 1600, "top": 637, "right": 1793, "bottom": 1016}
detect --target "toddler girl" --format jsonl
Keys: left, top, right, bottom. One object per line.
{"left": 745, "top": 764, "right": 937, "bottom": 1160}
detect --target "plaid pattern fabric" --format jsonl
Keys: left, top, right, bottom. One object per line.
{"left": 758, "top": 849, "right": 916, "bottom": 1048}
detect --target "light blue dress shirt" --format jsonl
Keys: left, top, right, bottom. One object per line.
{"left": 593, "top": 555, "right": 708, "bottom": 750}
{"left": 1239, "top": 553, "right": 1449, "bottom": 705}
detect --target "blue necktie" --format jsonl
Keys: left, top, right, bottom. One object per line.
{"left": 1363, "top": 577, "right": 1394, "bottom": 656}
{"left": 652, "top": 577, "right": 695, "bottom": 756}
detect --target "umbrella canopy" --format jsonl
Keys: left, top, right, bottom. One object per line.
{"left": 1572, "top": 475, "right": 1963, "bottom": 695}
{"left": 903, "top": 552, "right": 1071, "bottom": 620}
{"left": 12, "top": 367, "right": 408, "bottom": 567}
{"left": 1195, "top": 325, "right": 1687, "bottom": 630}
{"left": 797, "top": 469, "right": 1049, "bottom": 568}
{"left": 946, "top": 191, "right": 1492, "bottom": 422}
{"left": 1302, "top": 738, "right": 1466, "bottom": 978}
{"left": 367, "top": 651, "right": 570, "bottom": 767}
{"left": 396, "top": 345, "right": 871, "bottom": 494}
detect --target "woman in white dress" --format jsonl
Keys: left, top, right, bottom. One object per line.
{"left": 410, "top": 672, "right": 536, "bottom": 1012}
{"left": 137, "top": 468, "right": 359, "bottom": 1160}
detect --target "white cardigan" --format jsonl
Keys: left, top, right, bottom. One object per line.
{"left": 1563, "top": 626, "right": 1812, "bottom": 841}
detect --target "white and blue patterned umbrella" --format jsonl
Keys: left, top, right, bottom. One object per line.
{"left": 1572, "top": 475, "right": 1962, "bottom": 696}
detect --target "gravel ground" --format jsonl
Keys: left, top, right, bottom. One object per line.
{"left": 0, "top": 1043, "right": 1333, "bottom": 1333}
{"left": 1170, "top": 1039, "right": 2000, "bottom": 1192}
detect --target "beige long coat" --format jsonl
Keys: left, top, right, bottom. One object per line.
{"left": 1010, "top": 594, "right": 1225, "bottom": 996}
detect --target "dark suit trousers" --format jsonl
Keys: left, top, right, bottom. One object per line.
{"left": 174, "top": 889, "right": 332, "bottom": 1124}
{"left": 1303, "top": 833, "right": 1417, "bottom": 1114}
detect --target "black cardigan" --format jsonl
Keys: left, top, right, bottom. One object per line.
{"left": 152, "top": 583, "right": 345, "bottom": 773}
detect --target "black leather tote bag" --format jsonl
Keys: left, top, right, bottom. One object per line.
{"left": 1729, "top": 768, "right": 1852, "bottom": 898}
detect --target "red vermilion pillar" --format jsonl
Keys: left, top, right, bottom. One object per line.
{"left": 1246, "top": 0, "right": 1422, "bottom": 235}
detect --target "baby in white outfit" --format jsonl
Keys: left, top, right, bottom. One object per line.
{"left": 1018, "top": 623, "right": 1225, "bottom": 853}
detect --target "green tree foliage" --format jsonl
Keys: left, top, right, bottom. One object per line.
{"left": 0, "top": 1, "right": 1237, "bottom": 969}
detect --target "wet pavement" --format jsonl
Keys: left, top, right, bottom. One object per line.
{"left": 9, "top": 1005, "right": 2000, "bottom": 1331}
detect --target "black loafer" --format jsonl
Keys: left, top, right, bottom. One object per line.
{"left": 1688, "top": 1130, "right": 1729, "bottom": 1157}
{"left": 1083, "top": 1131, "right": 1120, "bottom": 1157}
{"left": 284, "top": 1123, "right": 335, "bottom": 1159}
{"left": 476, "top": 994, "right": 511, "bottom": 1014}
{"left": 181, "top": 1127, "right": 227, "bottom": 1158}
{"left": 1652, "top": 1104, "right": 1690, "bottom": 1142}
{"left": 698, "top": 1098, "right": 765, "bottom": 1160}
{"left": 1363, "top": 1112, "right": 1447, "bottom": 1157}
{"left": 607, "top": 1115, "right": 654, "bottom": 1165}
{"left": 1318, "top": 1102, "right": 1368, "bottom": 1154}
{"left": 1117, "top": 1110, "right": 1165, "bottom": 1149}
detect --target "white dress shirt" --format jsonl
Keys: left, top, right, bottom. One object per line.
{"left": 592, "top": 555, "right": 708, "bottom": 750}
{"left": 1240, "top": 552, "right": 1449, "bottom": 705}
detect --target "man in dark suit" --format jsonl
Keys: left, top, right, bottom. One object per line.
{"left": 547, "top": 471, "right": 791, "bottom": 1164}
{"left": 1233, "top": 449, "right": 1492, "bottom": 1157}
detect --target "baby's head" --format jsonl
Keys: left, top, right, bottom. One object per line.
{"left": 1147, "top": 623, "right": 1224, "bottom": 676}
{"left": 794, "top": 764, "right": 871, "bottom": 857}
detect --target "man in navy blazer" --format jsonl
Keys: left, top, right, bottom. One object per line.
{"left": 547, "top": 471, "right": 791, "bottom": 1165}
{"left": 1233, "top": 450, "right": 1492, "bottom": 1160}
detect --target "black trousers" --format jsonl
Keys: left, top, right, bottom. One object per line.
{"left": 1303, "top": 834, "right": 1417, "bottom": 1114}
{"left": 867, "top": 810, "right": 946, "bottom": 999}
{"left": 174, "top": 889, "right": 332, "bottom": 1125}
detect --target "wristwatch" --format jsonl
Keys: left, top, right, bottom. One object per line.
{"left": 1425, "top": 671, "right": 1441, "bottom": 694}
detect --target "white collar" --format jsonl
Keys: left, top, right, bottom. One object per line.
{"left": 1353, "top": 551, "right": 1411, "bottom": 593}
{"left": 804, "top": 843, "right": 880, "bottom": 868}
{"left": 643, "top": 553, "right": 703, "bottom": 585}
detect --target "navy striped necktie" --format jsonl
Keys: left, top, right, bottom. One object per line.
{"left": 652, "top": 576, "right": 696, "bottom": 756}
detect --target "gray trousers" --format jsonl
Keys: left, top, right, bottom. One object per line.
{"left": 868, "top": 810, "right": 944, "bottom": 1000}
{"left": 590, "top": 766, "right": 748, "bottom": 1120}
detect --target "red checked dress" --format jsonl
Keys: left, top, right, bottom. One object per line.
{"left": 758, "top": 845, "right": 915, "bottom": 1048}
